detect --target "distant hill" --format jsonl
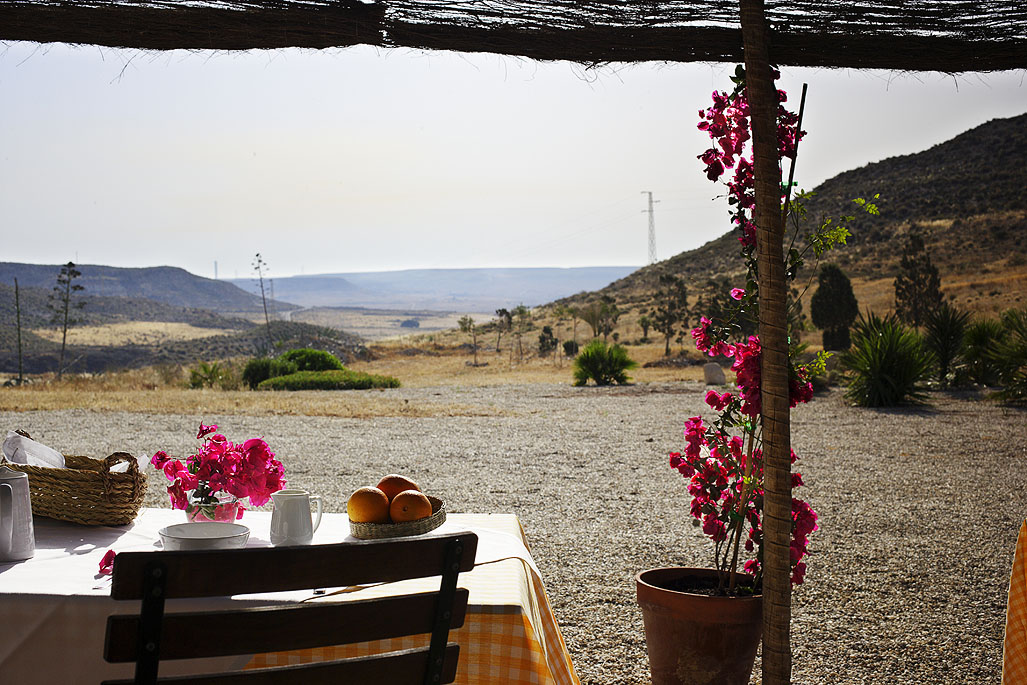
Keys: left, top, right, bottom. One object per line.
{"left": 558, "top": 112, "right": 1027, "bottom": 318}
{"left": 0, "top": 262, "right": 296, "bottom": 313}
{"left": 0, "top": 318, "right": 367, "bottom": 374}
{"left": 232, "top": 267, "right": 640, "bottom": 310}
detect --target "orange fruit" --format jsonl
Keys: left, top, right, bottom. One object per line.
{"left": 347, "top": 486, "right": 390, "bottom": 523}
{"left": 377, "top": 474, "right": 421, "bottom": 502}
{"left": 389, "top": 489, "right": 432, "bottom": 523}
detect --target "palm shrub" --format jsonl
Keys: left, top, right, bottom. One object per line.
{"left": 572, "top": 340, "right": 637, "bottom": 386}
{"left": 993, "top": 308, "right": 1027, "bottom": 405}
{"left": 189, "top": 361, "right": 225, "bottom": 389}
{"left": 923, "top": 303, "right": 970, "bottom": 386}
{"left": 963, "top": 318, "right": 1006, "bottom": 386}
{"left": 840, "top": 312, "right": 933, "bottom": 406}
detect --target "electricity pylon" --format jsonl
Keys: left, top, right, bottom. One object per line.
{"left": 642, "top": 191, "right": 659, "bottom": 265}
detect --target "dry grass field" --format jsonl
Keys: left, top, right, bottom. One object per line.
{"left": 30, "top": 321, "right": 235, "bottom": 347}
{"left": 0, "top": 339, "right": 705, "bottom": 414}
{"left": 291, "top": 307, "right": 495, "bottom": 341}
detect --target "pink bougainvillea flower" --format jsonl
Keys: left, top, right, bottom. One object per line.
{"left": 149, "top": 450, "right": 171, "bottom": 469}
{"left": 196, "top": 423, "right": 218, "bottom": 440}
{"left": 99, "top": 549, "right": 116, "bottom": 576}
{"left": 730, "top": 288, "right": 746, "bottom": 300}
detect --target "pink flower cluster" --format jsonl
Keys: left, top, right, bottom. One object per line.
{"left": 670, "top": 383, "right": 818, "bottom": 587}
{"left": 692, "top": 321, "right": 814, "bottom": 417}
{"left": 150, "top": 423, "right": 286, "bottom": 514}
{"left": 697, "top": 69, "right": 804, "bottom": 252}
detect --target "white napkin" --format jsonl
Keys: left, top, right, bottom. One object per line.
{"left": 2, "top": 431, "right": 66, "bottom": 469}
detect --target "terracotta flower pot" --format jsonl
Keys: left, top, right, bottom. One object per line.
{"left": 636, "top": 567, "right": 762, "bottom": 685}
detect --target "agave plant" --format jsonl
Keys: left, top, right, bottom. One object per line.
{"left": 993, "top": 308, "right": 1027, "bottom": 405}
{"left": 840, "top": 312, "right": 933, "bottom": 407}
{"left": 572, "top": 340, "right": 638, "bottom": 386}
{"left": 963, "top": 318, "right": 1006, "bottom": 386}
{"left": 923, "top": 303, "right": 971, "bottom": 386}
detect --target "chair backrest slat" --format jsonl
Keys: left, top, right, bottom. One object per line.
{"left": 101, "top": 644, "right": 461, "bottom": 685}
{"left": 104, "top": 589, "right": 469, "bottom": 662}
{"left": 102, "top": 532, "right": 477, "bottom": 685}
{"left": 110, "top": 534, "right": 478, "bottom": 600}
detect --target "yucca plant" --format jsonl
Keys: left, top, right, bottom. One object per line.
{"left": 993, "top": 308, "right": 1027, "bottom": 405}
{"left": 840, "top": 312, "right": 933, "bottom": 407}
{"left": 923, "top": 303, "right": 970, "bottom": 386}
{"left": 963, "top": 318, "right": 1006, "bottom": 386}
{"left": 572, "top": 340, "right": 638, "bottom": 386}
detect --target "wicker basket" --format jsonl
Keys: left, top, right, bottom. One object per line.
{"left": 0, "top": 452, "right": 146, "bottom": 526}
{"left": 349, "top": 495, "right": 446, "bottom": 540}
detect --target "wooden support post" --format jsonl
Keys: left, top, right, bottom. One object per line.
{"left": 739, "top": 0, "right": 792, "bottom": 683}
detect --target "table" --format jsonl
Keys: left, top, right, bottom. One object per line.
{"left": 0, "top": 508, "right": 579, "bottom": 685}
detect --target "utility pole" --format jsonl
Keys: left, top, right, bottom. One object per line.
{"left": 15, "top": 278, "right": 23, "bottom": 385}
{"left": 642, "top": 191, "right": 659, "bottom": 265}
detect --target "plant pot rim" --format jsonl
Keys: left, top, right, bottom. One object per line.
{"left": 636, "top": 567, "right": 762, "bottom": 599}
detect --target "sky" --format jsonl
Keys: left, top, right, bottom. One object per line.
{"left": 1, "top": 41, "right": 1024, "bottom": 280}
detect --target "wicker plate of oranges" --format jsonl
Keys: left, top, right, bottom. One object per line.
{"left": 347, "top": 474, "right": 446, "bottom": 540}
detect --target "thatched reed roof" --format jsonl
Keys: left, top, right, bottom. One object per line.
{"left": 1, "top": 1, "right": 1025, "bottom": 72}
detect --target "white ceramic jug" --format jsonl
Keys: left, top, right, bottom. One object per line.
{"left": 270, "top": 489, "right": 323, "bottom": 546}
{"left": 0, "top": 466, "right": 35, "bottom": 562}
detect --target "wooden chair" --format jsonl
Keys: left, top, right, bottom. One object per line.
{"left": 102, "top": 532, "right": 478, "bottom": 685}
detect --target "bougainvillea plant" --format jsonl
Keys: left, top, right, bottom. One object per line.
{"left": 673, "top": 66, "right": 877, "bottom": 593}
{"left": 151, "top": 423, "right": 286, "bottom": 521}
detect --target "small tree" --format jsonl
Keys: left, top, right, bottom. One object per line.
{"left": 538, "top": 325, "right": 557, "bottom": 357}
{"left": 252, "top": 253, "right": 275, "bottom": 351}
{"left": 580, "top": 296, "right": 620, "bottom": 341}
{"left": 810, "top": 264, "right": 859, "bottom": 350}
{"left": 458, "top": 315, "right": 479, "bottom": 366}
{"left": 894, "top": 232, "right": 943, "bottom": 328}
{"left": 47, "top": 262, "right": 85, "bottom": 380}
{"left": 652, "top": 274, "right": 689, "bottom": 356}
{"left": 638, "top": 314, "right": 652, "bottom": 342}
{"left": 512, "top": 304, "right": 530, "bottom": 362}
{"left": 494, "top": 308, "right": 512, "bottom": 352}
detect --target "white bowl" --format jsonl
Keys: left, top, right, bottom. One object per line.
{"left": 159, "top": 522, "right": 250, "bottom": 551}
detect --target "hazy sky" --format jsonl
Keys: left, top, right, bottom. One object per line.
{"left": 1, "top": 41, "right": 1024, "bottom": 280}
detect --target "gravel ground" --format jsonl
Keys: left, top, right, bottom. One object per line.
{"left": 5, "top": 382, "right": 1026, "bottom": 684}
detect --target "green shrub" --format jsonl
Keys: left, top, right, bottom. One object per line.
{"left": 993, "top": 308, "right": 1027, "bottom": 405}
{"left": 257, "top": 369, "right": 400, "bottom": 391}
{"left": 964, "top": 318, "right": 1006, "bottom": 385}
{"left": 924, "top": 303, "right": 971, "bottom": 386}
{"left": 572, "top": 340, "right": 638, "bottom": 386}
{"left": 279, "top": 348, "right": 345, "bottom": 372}
{"left": 840, "top": 312, "right": 933, "bottom": 407}
{"left": 563, "top": 340, "right": 579, "bottom": 357}
{"left": 242, "top": 357, "right": 299, "bottom": 390}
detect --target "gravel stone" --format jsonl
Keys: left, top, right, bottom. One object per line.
{"left": 4, "top": 383, "right": 1024, "bottom": 684}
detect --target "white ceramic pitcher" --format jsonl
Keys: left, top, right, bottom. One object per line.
{"left": 0, "top": 466, "right": 35, "bottom": 562}
{"left": 270, "top": 489, "right": 322, "bottom": 546}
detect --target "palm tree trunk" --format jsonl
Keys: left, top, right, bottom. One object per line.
{"left": 740, "top": 1, "right": 792, "bottom": 683}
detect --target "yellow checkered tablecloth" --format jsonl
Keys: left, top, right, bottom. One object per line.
{"left": 1004, "top": 519, "right": 1027, "bottom": 684}
{"left": 246, "top": 515, "right": 579, "bottom": 685}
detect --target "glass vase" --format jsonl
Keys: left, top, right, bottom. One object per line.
{"left": 185, "top": 493, "right": 242, "bottom": 523}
